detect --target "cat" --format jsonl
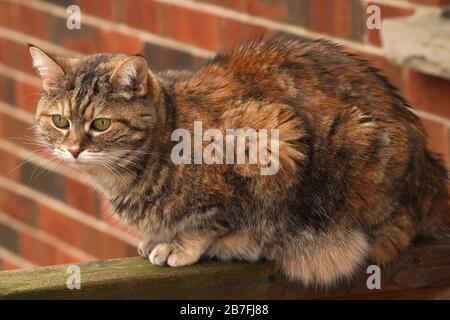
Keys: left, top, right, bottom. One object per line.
{"left": 29, "top": 38, "right": 449, "bottom": 287}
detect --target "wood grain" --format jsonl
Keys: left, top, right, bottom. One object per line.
{"left": 0, "top": 238, "right": 449, "bottom": 299}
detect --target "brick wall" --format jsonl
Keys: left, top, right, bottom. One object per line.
{"left": 0, "top": 0, "right": 448, "bottom": 271}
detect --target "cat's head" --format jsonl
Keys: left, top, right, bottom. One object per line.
{"left": 29, "top": 45, "right": 160, "bottom": 168}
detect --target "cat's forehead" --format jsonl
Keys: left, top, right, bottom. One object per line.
{"left": 47, "top": 53, "right": 127, "bottom": 102}
{"left": 39, "top": 54, "right": 122, "bottom": 112}
{"left": 67, "top": 53, "right": 126, "bottom": 81}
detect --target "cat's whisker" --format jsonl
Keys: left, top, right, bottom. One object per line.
{"left": 22, "top": 92, "right": 42, "bottom": 98}
{"left": 7, "top": 137, "right": 51, "bottom": 149}
{"left": 108, "top": 160, "right": 141, "bottom": 176}
{"left": 99, "top": 161, "right": 122, "bottom": 180}
{"left": 110, "top": 149, "right": 169, "bottom": 162}
{"left": 6, "top": 149, "right": 52, "bottom": 176}
{"left": 32, "top": 157, "right": 65, "bottom": 180}
{"left": 110, "top": 156, "right": 144, "bottom": 171}
{"left": 30, "top": 153, "right": 63, "bottom": 179}
{"left": 101, "top": 152, "right": 147, "bottom": 173}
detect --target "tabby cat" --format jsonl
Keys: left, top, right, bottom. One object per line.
{"left": 29, "top": 39, "right": 448, "bottom": 287}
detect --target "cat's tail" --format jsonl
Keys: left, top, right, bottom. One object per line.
{"left": 417, "top": 151, "right": 449, "bottom": 239}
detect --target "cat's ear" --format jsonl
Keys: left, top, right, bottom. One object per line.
{"left": 28, "top": 44, "right": 65, "bottom": 91}
{"left": 109, "top": 55, "right": 159, "bottom": 101}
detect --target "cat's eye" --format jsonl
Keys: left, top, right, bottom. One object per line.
{"left": 91, "top": 118, "right": 111, "bottom": 131}
{"left": 52, "top": 115, "right": 69, "bottom": 129}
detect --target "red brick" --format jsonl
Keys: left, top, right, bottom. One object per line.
{"left": 0, "top": 260, "right": 20, "bottom": 270}
{"left": 64, "top": 177, "right": 98, "bottom": 217}
{"left": 420, "top": 117, "right": 450, "bottom": 167}
{"left": 75, "top": 0, "right": 115, "bottom": 20}
{"left": 15, "top": 4, "right": 49, "bottom": 40}
{"left": 366, "top": 3, "right": 415, "bottom": 46}
{"left": 0, "top": 2, "right": 49, "bottom": 40}
{"left": 0, "top": 77, "right": 4, "bottom": 100}
{"left": 122, "top": 0, "right": 162, "bottom": 34}
{"left": 0, "top": 38, "right": 35, "bottom": 75}
{"left": 403, "top": 70, "right": 450, "bottom": 118}
{"left": 165, "top": 5, "right": 221, "bottom": 50}
{"left": 197, "top": 0, "right": 287, "bottom": 20}
{"left": 0, "top": 112, "right": 49, "bottom": 162}
{"left": 97, "top": 30, "right": 143, "bottom": 54}
{"left": 19, "top": 232, "right": 80, "bottom": 265}
{"left": 0, "top": 186, "right": 36, "bottom": 225}
{"left": 246, "top": 0, "right": 287, "bottom": 20}
{"left": 220, "top": 18, "right": 269, "bottom": 49}
{"left": 0, "top": 111, "right": 32, "bottom": 144}
{"left": 37, "top": 204, "right": 133, "bottom": 259}
{"left": 48, "top": 12, "right": 99, "bottom": 54}
{"left": 0, "top": 2, "right": 12, "bottom": 26}
{"left": 309, "top": 0, "right": 352, "bottom": 38}
{"left": 37, "top": 204, "right": 85, "bottom": 248}
{"left": 197, "top": 0, "right": 248, "bottom": 11}
{"left": 0, "top": 2, "right": 139, "bottom": 57}
{"left": 0, "top": 74, "right": 17, "bottom": 108}
{"left": 58, "top": 36, "right": 97, "bottom": 55}
{"left": 14, "top": 80, "right": 41, "bottom": 114}
{"left": 0, "top": 149, "right": 20, "bottom": 182}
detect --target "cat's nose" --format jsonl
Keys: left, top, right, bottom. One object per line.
{"left": 68, "top": 145, "right": 82, "bottom": 158}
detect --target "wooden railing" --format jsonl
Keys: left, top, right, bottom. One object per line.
{"left": 0, "top": 238, "right": 449, "bottom": 299}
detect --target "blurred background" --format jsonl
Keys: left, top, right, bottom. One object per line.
{"left": 0, "top": 0, "right": 448, "bottom": 271}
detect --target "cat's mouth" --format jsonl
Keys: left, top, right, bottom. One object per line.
{"left": 52, "top": 148, "right": 101, "bottom": 166}
{"left": 65, "top": 157, "right": 92, "bottom": 165}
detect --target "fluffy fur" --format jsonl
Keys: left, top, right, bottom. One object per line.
{"left": 30, "top": 39, "right": 449, "bottom": 287}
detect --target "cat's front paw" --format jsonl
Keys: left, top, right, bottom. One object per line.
{"left": 149, "top": 243, "right": 202, "bottom": 267}
{"left": 138, "top": 239, "right": 155, "bottom": 258}
{"left": 149, "top": 243, "right": 172, "bottom": 266}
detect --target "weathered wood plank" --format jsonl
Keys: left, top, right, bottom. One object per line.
{"left": 0, "top": 238, "right": 449, "bottom": 299}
